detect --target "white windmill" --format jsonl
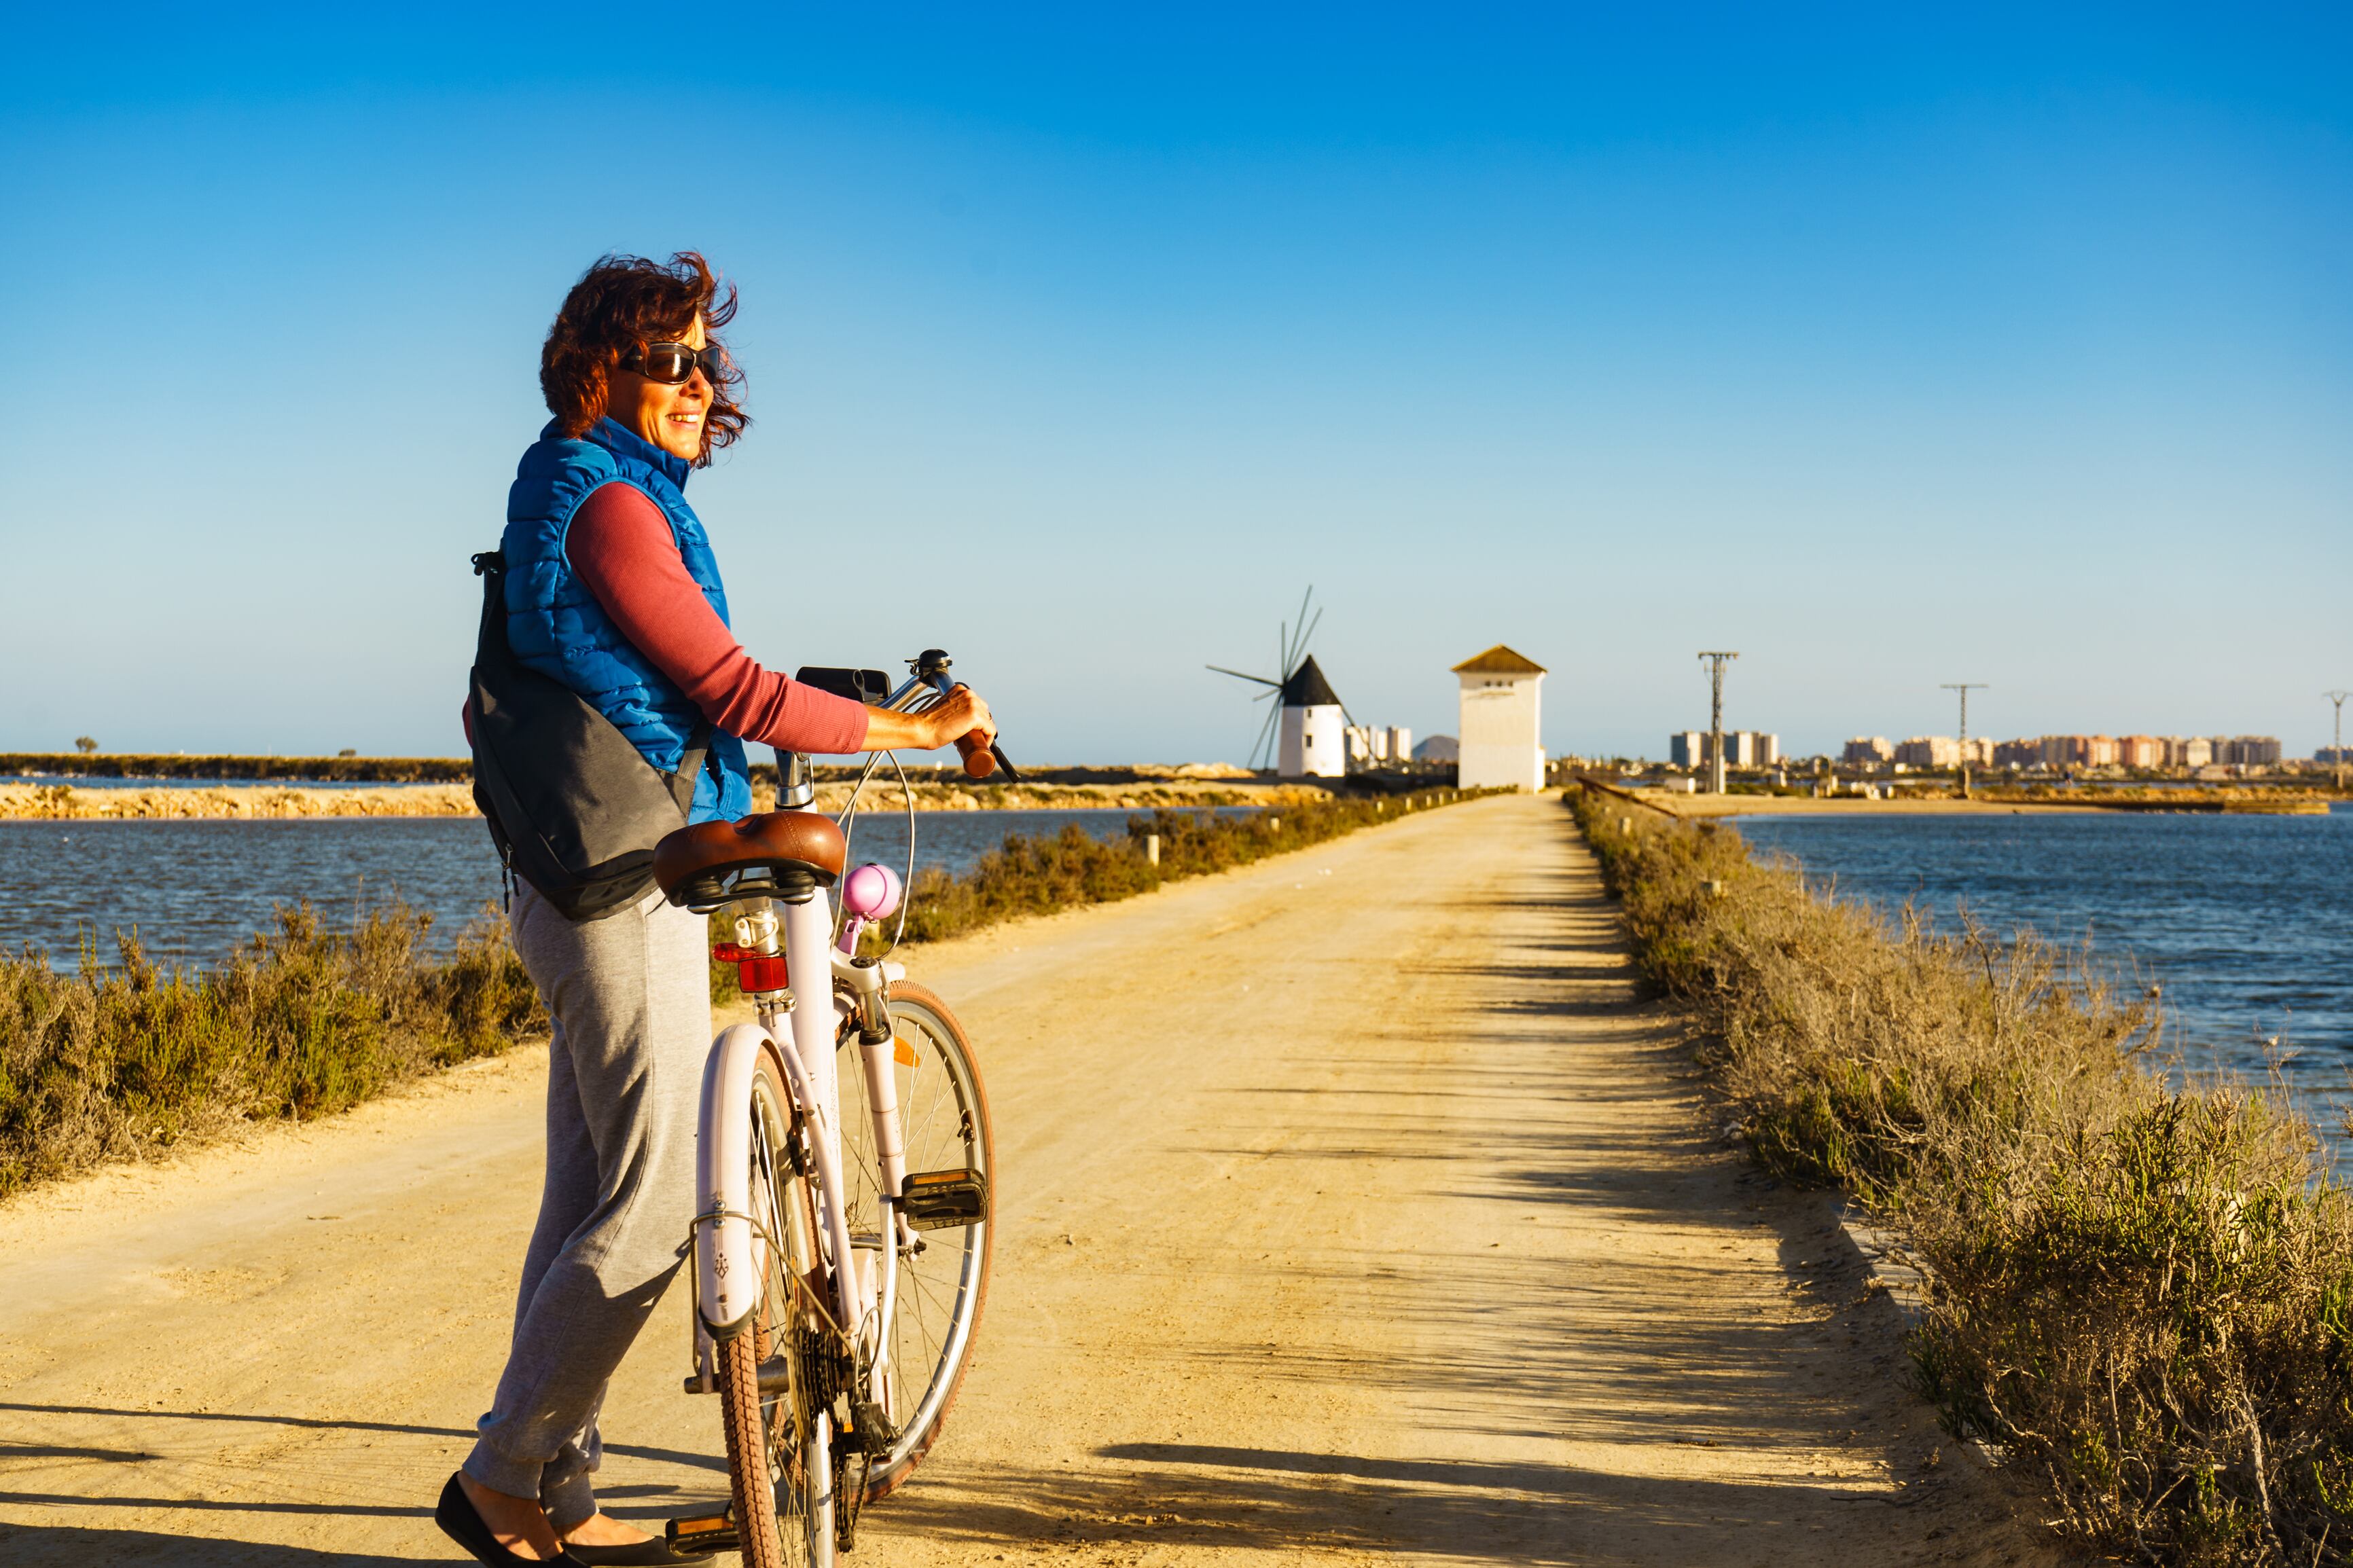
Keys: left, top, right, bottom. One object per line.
{"left": 1208, "top": 588, "right": 1350, "bottom": 779}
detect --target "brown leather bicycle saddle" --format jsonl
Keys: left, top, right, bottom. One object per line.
{"left": 653, "top": 810, "right": 848, "bottom": 908}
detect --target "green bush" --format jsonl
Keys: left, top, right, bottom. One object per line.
{"left": 0, "top": 792, "right": 1489, "bottom": 1196}
{"left": 1567, "top": 785, "right": 2353, "bottom": 1567}
{"left": 0, "top": 902, "right": 541, "bottom": 1197}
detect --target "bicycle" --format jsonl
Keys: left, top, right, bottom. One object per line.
{"left": 653, "top": 651, "right": 1009, "bottom": 1567}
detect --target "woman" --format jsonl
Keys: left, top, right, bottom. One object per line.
{"left": 437, "top": 253, "right": 993, "bottom": 1567}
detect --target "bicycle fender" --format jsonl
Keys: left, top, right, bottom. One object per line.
{"left": 695, "top": 1021, "right": 772, "bottom": 1338}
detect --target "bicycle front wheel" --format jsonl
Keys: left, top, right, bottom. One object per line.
{"left": 834, "top": 981, "right": 994, "bottom": 1501}
{"left": 718, "top": 1044, "right": 837, "bottom": 1568}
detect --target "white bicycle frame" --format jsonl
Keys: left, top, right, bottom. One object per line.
{"left": 688, "top": 856, "right": 916, "bottom": 1400}
{"left": 683, "top": 657, "right": 983, "bottom": 1438}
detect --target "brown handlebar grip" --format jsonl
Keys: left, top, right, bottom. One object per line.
{"left": 956, "top": 731, "right": 997, "bottom": 780}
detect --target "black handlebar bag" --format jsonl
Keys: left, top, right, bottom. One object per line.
{"left": 465, "top": 550, "right": 713, "bottom": 921}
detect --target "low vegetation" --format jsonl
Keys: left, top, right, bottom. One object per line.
{"left": 1568, "top": 784, "right": 2353, "bottom": 1567}
{"left": 3, "top": 788, "right": 1487, "bottom": 1195}
{"left": 0, "top": 904, "right": 541, "bottom": 1197}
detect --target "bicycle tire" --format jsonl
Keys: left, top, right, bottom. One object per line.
{"left": 717, "top": 1047, "right": 835, "bottom": 1568}
{"left": 833, "top": 981, "right": 994, "bottom": 1503}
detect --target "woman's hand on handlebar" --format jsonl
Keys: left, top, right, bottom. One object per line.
{"left": 861, "top": 684, "right": 996, "bottom": 755}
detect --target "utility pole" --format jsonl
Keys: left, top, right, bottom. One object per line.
{"left": 2329, "top": 691, "right": 2350, "bottom": 795}
{"left": 1698, "top": 652, "right": 1740, "bottom": 795}
{"left": 1941, "top": 682, "right": 1987, "bottom": 799}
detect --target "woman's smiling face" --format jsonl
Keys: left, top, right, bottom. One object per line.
{"left": 606, "top": 314, "right": 711, "bottom": 462}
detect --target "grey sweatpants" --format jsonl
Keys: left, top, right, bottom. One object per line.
{"left": 465, "top": 881, "right": 711, "bottom": 1530}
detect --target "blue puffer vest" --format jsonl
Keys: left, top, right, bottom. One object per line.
{"left": 501, "top": 417, "right": 753, "bottom": 824}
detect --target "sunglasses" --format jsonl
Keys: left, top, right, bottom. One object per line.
{"left": 623, "top": 341, "right": 728, "bottom": 386}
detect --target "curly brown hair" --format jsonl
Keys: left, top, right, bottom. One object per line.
{"left": 539, "top": 252, "right": 749, "bottom": 463}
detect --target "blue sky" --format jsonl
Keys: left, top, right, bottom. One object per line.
{"left": 2, "top": 5, "right": 2346, "bottom": 763}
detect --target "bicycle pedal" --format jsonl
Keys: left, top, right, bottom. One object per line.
{"left": 668, "top": 1511, "right": 738, "bottom": 1554}
{"left": 900, "top": 1168, "right": 987, "bottom": 1231}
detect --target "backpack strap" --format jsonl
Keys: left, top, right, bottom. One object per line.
{"left": 666, "top": 718, "right": 717, "bottom": 817}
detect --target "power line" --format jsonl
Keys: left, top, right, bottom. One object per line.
{"left": 1697, "top": 652, "right": 1738, "bottom": 795}
{"left": 1941, "top": 683, "right": 1988, "bottom": 799}
{"left": 2328, "top": 690, "right": 2350, "bottom": 795}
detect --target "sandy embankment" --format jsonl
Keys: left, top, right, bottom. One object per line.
{"left": 0, "top": 777, "right": 1339, "bottom": 821}
{"left": 0, "top": 795, "right": 2064, "bottom": 1567}
{"left": 0, "top": 782, "right": 485, "bottom": 820}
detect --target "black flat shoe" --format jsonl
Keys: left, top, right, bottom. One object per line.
{"left": 435, "top": 1472, "right": 585, "bottom": 1566}
{"left": 561, "top": 1540, "right": 715, "bottom": 1566}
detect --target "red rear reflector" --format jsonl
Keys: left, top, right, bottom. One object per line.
{"left": 736, "top": 955, "right": 787, "bottom": 992}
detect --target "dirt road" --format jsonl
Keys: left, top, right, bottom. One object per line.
{"left": 0, "top": 795, "right": 2063, "bottom": 1566}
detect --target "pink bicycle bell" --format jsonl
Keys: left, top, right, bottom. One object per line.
{"left": 837, "top": 862, "right": 904, "bottom": 953}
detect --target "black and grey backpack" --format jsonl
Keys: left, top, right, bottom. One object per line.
{"left": 465, "top": 550, "right": 713, "bottom": 920}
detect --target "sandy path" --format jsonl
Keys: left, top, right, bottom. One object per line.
{"left": 0, "top": 795, "right": 2064, "bottom": 1566}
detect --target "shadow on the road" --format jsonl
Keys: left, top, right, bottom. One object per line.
{"left": 0, "top": 1402, "right": 723, "bottom": 1474}
{"left": 952, "top": 823, "right": 1952, "bottom": 1563}
{"left": 0, "top": 1402, "right": 727, "bottom": 1563}
{"left": 873, "top": 1442, "right": 1926, "bottom": 1567}
{"left": 0, "top": 1527, "right": 425, "bottom": 1567}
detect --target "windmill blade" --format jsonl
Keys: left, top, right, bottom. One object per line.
{"left": 1250, "top": 700, "right": 1281, "bottom": 771}
{"left": 1293, "top": 606, "right": 1323, "bottom": 673}
{"left": 1206, "top": 663, "right": 1282, "bottom": 689}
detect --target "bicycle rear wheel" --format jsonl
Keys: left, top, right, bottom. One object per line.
{"left": 717, "top": 1046, "right": 837, "bottom": 1568}
{"left": 833, "top": 981, "right": 994, "bottom": 1501}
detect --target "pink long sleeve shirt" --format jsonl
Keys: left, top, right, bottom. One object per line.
{"left": 567, "top": 481, "right": 872, "bottom": 755}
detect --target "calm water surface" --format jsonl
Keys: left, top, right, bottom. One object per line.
{"left": 1733, "top": 806, "right": 2353, "bottom": 1095}
{"left": 0, "top": 809, "right": 1220, "bottom": 972}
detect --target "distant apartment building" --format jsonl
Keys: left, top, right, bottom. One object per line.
{"left": 1842, "top": 736, "right": 1892, "bottom": 766}
{"left": 1893, "top": 736, "right": 1958, "bottom": 769}
{"left": 1670, "top": 730, "right": 1780, "bottom": 768}
{"left": 2215, "top": 735, "right": 2283, "bottom": 767}
{"left": 1958, "top": 732, "right": 2267, "bottom": 772}
{"left": 1891, "top": 735, "right": 1992, "bottom": 769}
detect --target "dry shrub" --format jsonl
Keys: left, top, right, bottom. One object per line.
{"left": 713, "top": 790, "right": 1492, "bottom": 975}
{"left": 1569, "top": 786, "right": 2353, "bottom": 1567}
{"left": 0, "top": 901, "right": 543, "bottom": 1197}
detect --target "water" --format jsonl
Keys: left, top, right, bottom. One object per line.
{"left": 1732, "top": 806, "right": 2353, "bottom": 1097}
{"left": 0, "top": 808, "right": 1217, "bottom": 972}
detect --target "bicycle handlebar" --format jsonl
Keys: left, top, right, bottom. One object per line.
{"left": 793, "top": 652, "right": 1013, "bottom": 782}
{"left": 893, "top": 649, "right": 1018, "bottom": 784}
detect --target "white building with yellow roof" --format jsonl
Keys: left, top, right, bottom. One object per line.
{"left": 1451, "top": 645, "right": 1547, "bottom": 792}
